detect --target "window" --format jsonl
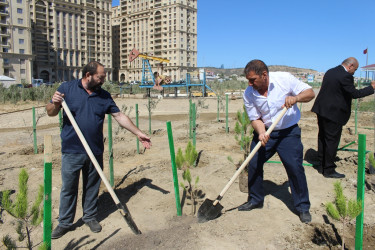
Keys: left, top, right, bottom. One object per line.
{"left": 17, "top": 18, "right": 23, "bottom": 24}
{"left": 17, "top": 0, "right": 22, "bottom": 3}
{"left": 18, "top": 28, "right": 23, "bottom": 34}
{"left": 20, "top": 59, "right": 25, "bottom": 64}
{"left": 20, "top": 69, "right": 26, "bottom": 74}
{"left": 19, "top": 39, "right": 24, "bottom": 44}
{"left": 19, "top": 49, "right": 25, "bottom": 54}
{"left": 17, "top": 8, "right": 23, "bottom": 14}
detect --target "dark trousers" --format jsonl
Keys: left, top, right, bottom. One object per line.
{"left": 247, "top": 124, "right": 311, "bottom": 212}
{"left": 317, "top": 115, "right": 342, "bottom": 174}
{"left": 58, "top": 153, "right": 103, "bottom": 228}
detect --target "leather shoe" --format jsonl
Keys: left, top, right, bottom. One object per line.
{"left": 238, "top": 201, "right": 264, "bottom": 211}
{"left": 323, "top": 171, "right": 345, "bottom": 179}
{"left": 299, "top": 211, "right": 312, "bottom": 223}
{"left": 51, "top": 226, "right": 71, "bottom": 239}
{"left": 85, "top": 220, "right": 102, "bottom": 233}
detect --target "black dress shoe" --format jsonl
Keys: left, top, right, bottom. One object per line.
{"left": 238, "top": 201, "right": 264, "bottom": 211}
{"left": 51, "top": 226, "right": 72, "bottom": 239}
{"left": 299, "top": 211, "right": 312, "bottom": 223}
{"left": 323, "top": 171, "right": 345, "bottom": 179}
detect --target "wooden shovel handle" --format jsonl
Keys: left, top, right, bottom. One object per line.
{"left": 213, "top": 107, "right": 288, "bottom": 206}
{"left": 61, "top": 101, "right": 122, "bottom": 205}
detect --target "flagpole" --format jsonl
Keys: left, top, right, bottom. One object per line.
{"left": 366, "top": 47, "right": 368, "bottom": 81}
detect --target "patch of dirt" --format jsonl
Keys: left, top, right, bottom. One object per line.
{"left": 1, "top": 96, "right": 375, "bottom": 250}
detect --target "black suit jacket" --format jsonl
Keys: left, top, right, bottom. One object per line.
{"left": 311, "top": 65, "right": 374, "bottom": 125}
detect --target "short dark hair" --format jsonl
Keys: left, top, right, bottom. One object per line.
{"left": 82, "top": 61, "right": 104, "bottom": 78}
{"left": 244, "top": 59, "right": 269, "bottom": 76}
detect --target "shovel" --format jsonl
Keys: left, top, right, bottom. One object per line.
{"left": 197, "top": 107, "right": 288, "bottom": 223}
{"left": 61, "top": 100, "right": 142, "bottom": 234}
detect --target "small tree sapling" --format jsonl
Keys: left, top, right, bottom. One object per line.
{"left": 1, "top": 169, "right": 44, "bottom": 250}
{"left": 325, "top": 181, "right": 362, "bottom": 250}
{"left": 234, "top": 105, "right": 253, "bottom": 161}
{"left": 176, "top": 141, "right": 200, "bottom": 214}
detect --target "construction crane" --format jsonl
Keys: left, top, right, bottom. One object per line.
{"left": 129, "top": 48, "right": 170, "bottom": 89}
{"left": 129, "top": 48, "right": 170, "bottom": 64}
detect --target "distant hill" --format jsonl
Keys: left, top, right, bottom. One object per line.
{"left": 200, "top": 66, "right": 319, "bottom": 77}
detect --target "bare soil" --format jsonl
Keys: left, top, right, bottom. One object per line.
{"left": 1, "top": 91, "right": 375, "bottom": 250}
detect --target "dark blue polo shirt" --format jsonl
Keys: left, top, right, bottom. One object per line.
{"left": 57, "top": 79, "right": 120, "bottom": 155}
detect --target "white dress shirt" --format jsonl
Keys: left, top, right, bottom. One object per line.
{"left": 243, "top": 72, "right": 312, "bottom": 130}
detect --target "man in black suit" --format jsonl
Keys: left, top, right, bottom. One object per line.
{"left": 311, "top": 57, "right": 375, "bottom": 178}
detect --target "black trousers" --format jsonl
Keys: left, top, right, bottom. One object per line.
{"left": 317, "top": 115, "right": 342, "bottom": 174}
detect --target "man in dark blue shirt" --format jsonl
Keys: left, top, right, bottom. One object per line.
{"left": 46, "top": 61, "right": 151, "bottom": 239}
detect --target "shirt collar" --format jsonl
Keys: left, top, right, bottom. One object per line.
{"left": 341, "top": 65, "right": 348, "bottom": 72}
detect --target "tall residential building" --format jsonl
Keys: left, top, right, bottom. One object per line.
{"left": 112, "top": 5, "right": 121, "bottom": 82}
{"left": 30, "top": 0, "right": 112, "bottom": 83}
{"left": 117, "top": 0, "right": 197, "bottom": 83}
{"left": 0, "top": 0, "right": 33, "bottom": 84}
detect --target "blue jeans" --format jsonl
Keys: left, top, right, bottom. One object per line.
{"left": 58, "top": 153, "right": 103, "bottom": 228}
{"left": 247, "top": 124, "right": 311, "bottom": 212}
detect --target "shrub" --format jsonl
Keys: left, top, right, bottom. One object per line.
{"left": 325, "top": 181, "right": 362, "bottom": 250}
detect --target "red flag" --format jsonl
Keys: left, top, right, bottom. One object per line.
{"left": 363, "top": 48, "right": 368, "bottom": 54}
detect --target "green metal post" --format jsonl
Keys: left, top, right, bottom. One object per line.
{"left": 43, "top": 135, "right": 52, "bottom": 250}
{"left": 355, "top": 99, "right": 358, "bottom": 135}
{"left": 136, "top": 104, "right": 140, "bottom": 154}
{"left": 355, "top": 134, "right": 366, "bottom": 250}
{"left": 148, "top": 97, "right": 152, "bottom": 135}
{"left": 189, "top": 99, "right": 192, "bottom": 138}
{"left": 59, "top": 109, "right": 63, "bottom": 132}
{"left": 166, "top": 121, "right": 182, "bottom": 216}
{"left": 108, "top": 115, "right": 114, "bottom": 187}
{"left": 217, "top": 95, "right": 220, "bottom": 122}
{"left": 33, "top": 107, "right": 38, "bottom": 154}
{"left": 226, "top": 94, "right": 229, "bottom": 133}
{"left": 192, "top": 103, "right": 196, "bottom": 147}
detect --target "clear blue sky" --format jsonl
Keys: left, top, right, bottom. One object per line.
{"left": 112, "top": 0, "right": 374, "bottom": 76}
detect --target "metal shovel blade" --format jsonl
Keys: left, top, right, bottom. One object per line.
{"left": 197, "top": 198, "right": 223, "bottom": 223}
{"left": 117, "top": 203, "right": 142, "bottom": 234}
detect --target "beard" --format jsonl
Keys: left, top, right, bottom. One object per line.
{"left": 87, "top": 81, "right": 102, "bottom": 92}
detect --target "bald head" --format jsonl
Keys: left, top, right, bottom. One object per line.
{"left": 341, "top": 57, "right": 359, "bottom": 75}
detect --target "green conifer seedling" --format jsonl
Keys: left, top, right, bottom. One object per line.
{"left": 234, "top": 105, "right": 253, "bottom": 161}
{"left": 176, "top": 141, "right": 200, "bottom": 214}
{"left": 1, "top": 169, "right": 44, "bottom": 250}
{"left": 325, "top": 181, "right": 362, "bottom": 250}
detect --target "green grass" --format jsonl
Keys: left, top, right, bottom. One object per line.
{"left": 353, "top": 99, "right": 375, "bottom": 112}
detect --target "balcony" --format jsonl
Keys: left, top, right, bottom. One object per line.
{"left": 0, "top": 0, "right": 8, "bottom": 6}
{"left": 0, "top": 30, "right": 9, "bottom": 37}
{"left": 0, "top": 9, "right": 8, "bottom": 16}
{"left": 35, "top": 8, "right": 45, "bottom": 15}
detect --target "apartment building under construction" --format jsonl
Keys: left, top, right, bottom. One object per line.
{"left": 30, "top": 0, "right": 112, "bottom": 83}
{"left": 117, "top": 0, "right": 197, "bottom": 83}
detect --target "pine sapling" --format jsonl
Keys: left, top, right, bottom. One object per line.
{"left": 234, "top": 105, "right": 253, "bottom": 161}
{"left": 176, "top": 141, "right": 200, "bottom": 214}
{"left": 1, "top": 169, "right": 44, "bottom": 250}
{"left": 325, "top": 181, "right": 362, "bottom": 250}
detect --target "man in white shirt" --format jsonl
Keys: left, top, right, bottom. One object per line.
{"left": 240, "top": 59, "right": 315, "bottom": 223}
